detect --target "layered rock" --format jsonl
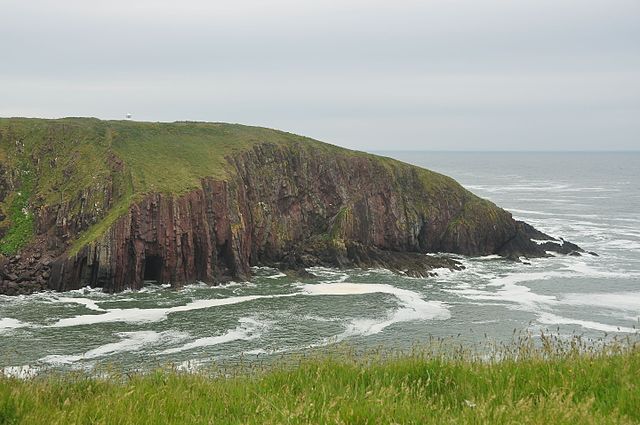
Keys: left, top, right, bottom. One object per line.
{"left": 0, "top": 120, "right": 585, "bottom": 294}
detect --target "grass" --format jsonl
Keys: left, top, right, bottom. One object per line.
{"left": 0, "top": 166, "right": 35, "bottom": 255}
{"left": 1, "top": 335, "right": 638, "bottom": 424}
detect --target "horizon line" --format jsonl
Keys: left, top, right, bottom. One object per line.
{"left": 372, "top": 149, "right": 640, "bottom": 153}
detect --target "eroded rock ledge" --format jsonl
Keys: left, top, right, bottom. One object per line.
{"left": 0, "top": 121, "right": 587, "bottom": 295}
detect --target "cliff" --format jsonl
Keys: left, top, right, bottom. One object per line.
{"left": 0, "top": 118, "right": 583, "bottom": 294}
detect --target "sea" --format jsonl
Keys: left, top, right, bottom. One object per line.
{"left": 2, "top": 152, "right": 639, "bottom": 378}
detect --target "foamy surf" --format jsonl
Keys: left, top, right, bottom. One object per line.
{"left": 537, "top": 312, "right": 637, "bottom": 334}
{"left": 49, "top": 282, "right": 440, "bottom": 328}
{"left": 159, "top": 318, "right": 268, "bottom": 354}
{"left": 39, "top": 330, "right": 189, "bottom": 365}
{"left": 53, "top": 297, "right": 105, "bottom": 311}
{"left": 48, "top": 294, "right": 294, "bottom": 327}
{"left": 301, "top": 282, "right": 451, "bottom": 338}
{"left": 0, "top": 317, "right": 27, "bottom": 334}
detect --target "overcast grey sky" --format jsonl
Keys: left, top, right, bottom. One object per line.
{"left": 1, "top": 0, "right": 638, "bottom": 150}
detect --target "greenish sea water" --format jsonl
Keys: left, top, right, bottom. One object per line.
{"left": 2, "top": 152, "right": 639, "bottom": 377}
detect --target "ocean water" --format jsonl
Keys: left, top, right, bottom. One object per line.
{"left": 2, "top": 152, "right": 639, "bottom": 378}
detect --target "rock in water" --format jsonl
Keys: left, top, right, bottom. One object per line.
{"left": 0, "top": 118, "right": 586, "bottom": 294}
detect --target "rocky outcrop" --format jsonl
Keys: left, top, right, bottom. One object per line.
{"left": 0, "top": 121, "right": 586, "bottom": 294}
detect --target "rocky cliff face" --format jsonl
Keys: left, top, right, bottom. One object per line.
{"left": 0, "top": 119, "right": 584, "bottom": 294}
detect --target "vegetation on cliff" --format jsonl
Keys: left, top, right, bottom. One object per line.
{"left": 1, "top": 336, "right": 638, "bottom": 424}
{"left": 0, "top": 118, "right": 462, "bottom": 255}
{"left": 0, "top": 169, "right": 34, "bottom": 255}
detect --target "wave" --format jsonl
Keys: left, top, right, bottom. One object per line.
{"left": 301, "top": 282, "right": 450, "bottom": 340}
{"left": 0, "top": 317, "right": 27, "bottom": 334}
{"left": 39, "top": 330, "right": 189, "bottom": 365}
{"left": 159, "top": 318, "right": 268, "bottom": 355}
{"left": 306, "top": 267, "right": 349, "bottom": 283}
{"left": 47, "top": 280, "right": 445, "bottom": 332}
{"left": 53, "top": 296, "right": 105, "bottom": 312}
{"left": 48, "top": 294, "right": 286, "bottom": 327}
{"left": 447, "top": 269, "right": 563, "bottom": 309}
{"left": 537, "top": 312, "right": 637, "bottom": 334}
{"left": 465, "top": 184, "right": 615, "bottom": 194}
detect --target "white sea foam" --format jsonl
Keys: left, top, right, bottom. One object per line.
{"left": 54, "top": 297, "right": 105, "bottom": 312}
{"left": 3, "top": 365, "right": 40, "bottom": 379}
{"left": 137, "top": 284, "right": 172, "bottom": 293}
{"left": 531, "top": 239, "right": 560, "bottom": 245}
{"left": 465, "top": 183, "right": 570, "bottom": 193}
{"left": 450, "top": 254, "right": 640, "bottom": 309}
{"left": 51, "top": 307, "right": 172, "bottom": 327}
{"left": 49, "top": 294, "right": 274, "bottom": 327}
{"left": 40, "top": 330, "right": 189, "bottom": 365}
{"left": 473, "top": 255, "right": 503, "bottom": 261}
{"left": 65, "top": 286, "right": 107, "bottom": 297}
{"left": 51, "top": 280, "right": 444, "bottom": 328}
{"left": 301, "top": 282, "right": 450, "bottom": 339}
{"left": 160, "top": 318, "right": 267, "bottom": 354}
{"left": 466, "top": 183, "right": 614, "bottom": 194}
{"left": 307, "top": 267, "right": 349, "bottom": 283}
{"left": 456, "top": 271, "right": 561, "bottom": 308}
{"left": 0, "top": 317, "right": 26, "bottom": 333}
{"left": 181, "top": 282, "right": 211, "bottom": 291}
{"left": 428, "top": 267, "right": 456, "bottom": 278}
{"left": 537, "top": 312, "right": 637, "bottom": 334}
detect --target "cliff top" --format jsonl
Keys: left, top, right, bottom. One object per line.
{"left": 0, "top": 117, "right": 356, "bottom": 195}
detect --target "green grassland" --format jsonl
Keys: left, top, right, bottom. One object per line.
{"left": 0, "top": 117, "right": 361, "bottom": 200}
{"left": 0, "top": 117, "right": 471, "bottom": 255}
{"left": 1, "top": 337, "right": 638, "bottom": 424}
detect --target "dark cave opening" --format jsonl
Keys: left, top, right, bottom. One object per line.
{"left": 143, "top": 255, "right": 163, "bottom": 282}
{"left": 216, "top": 240, "right": 235, "bottom": 277}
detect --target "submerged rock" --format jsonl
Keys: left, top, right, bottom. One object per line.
{"left": 0, "top": 118, "right": 587, "bottom": 294}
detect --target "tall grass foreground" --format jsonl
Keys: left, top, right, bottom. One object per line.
{"left": 1, "top": 332, "right": 638, "bottom": 424}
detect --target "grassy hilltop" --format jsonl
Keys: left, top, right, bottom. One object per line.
{"left": 0, "top": 117, "right": 462, "bottom": 257}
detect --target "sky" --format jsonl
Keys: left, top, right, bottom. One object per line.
{"left": 1, "top": 0, "right": 639, "bottom": 151}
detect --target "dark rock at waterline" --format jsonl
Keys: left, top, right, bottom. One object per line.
{"left": 282, "top": 268, "right": 317, "bottom": 279}
{"left": 539, "top": 239, "right": 584, "bottom": 256}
